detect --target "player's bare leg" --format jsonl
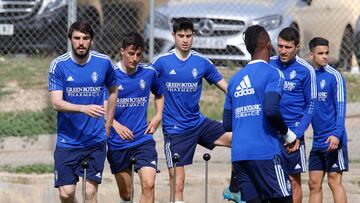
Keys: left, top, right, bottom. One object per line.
{"left": 114, "top": 170, "right": 132, "bottom": 201}
{"left": 328, "top": 171, "right": 347, "bottom": 203}
{"left": 290, "top": 173, "right": 302, "bottom": 203}
{"left": 59, "top": 185, "right": 77, "bottom": 203}
{"left": 138, "top": 167, "right": 156, "bottom": 203}
{"left": 168, "top": 166, "right": 185, "bottom": 201}
{"left": 308, "top": 170, "right": 325, "bottom": 203}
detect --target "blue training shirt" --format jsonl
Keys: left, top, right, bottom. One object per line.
{"left": 269, "top": 56, "right": 317, "bottom": 139}
{"left": 311, "top": 64, "right": 347, "bottom": 150}
{"left": 106, "top": 63, "right": 163, "bottom": 150}
{"left": 151, "top": 49, "right": 223, "bottom": 134}
{"left": 48, "top": 51, "right": 117, "bottom": 148}
{"left": 224, "top": 60, "right": 284, "bottom": 161}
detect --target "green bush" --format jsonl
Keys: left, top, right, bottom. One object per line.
{"left": 0, "top": 163, "right": 53, "bottom": 174}
{"left": 0, "top": 107, "right": 56, "bottom": 139}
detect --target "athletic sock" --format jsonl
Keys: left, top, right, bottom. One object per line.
{"left": 229, "top": 170, "right": 240, "bottom": 193}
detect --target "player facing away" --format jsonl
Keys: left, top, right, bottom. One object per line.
{"left": 269, "top": 27, "right": 317, "bottom": 203}
{"left": 150, "top": 17, "right": 232, "bottom": 202}
{"left": 307, "top": 37, "right": 348, "bottom": 203}
{"left": 48, "top": 21, "right": 118, "bottom": 203}
{"left": 223, "top": 25, "right": 297, "bottom": 203}
{"left": 105, "top": 32, "right": 164, "bottom": 203}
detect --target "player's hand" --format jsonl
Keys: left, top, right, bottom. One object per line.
{"left": 113, "top": 123, "right": 134, "bottom": 140}
{"left": 326, "top": 135, "right": 339, "bottom": 152}
{"left": 286, "top": 139, "right": 300, "bottom": 153}
{"left": 145, "top": 114, "right": 162, "bottom": 134}
{"left": 80, "top": 105, "right": 105, "bottom": 118}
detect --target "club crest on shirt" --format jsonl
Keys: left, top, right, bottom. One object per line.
{"left": 139, "top": 79, "right": 146, "bottom": 90}
{"left": 320, "top": 79, "right": 326, "bottom": 89}
{"left": 289, "top": 70, "right": 296, "bottom": 79}
{"left": 192, "top": 68, "right": 198, "bottom": 79}
{"left": 91, "top": 72, "right": 98, "bottom": 83}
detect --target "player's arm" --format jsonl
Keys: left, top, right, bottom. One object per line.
{"left": 292, "top": 68, "right": 317, "bottom": 139}
{"left": 223, "top": 85, "right": 232, "bottom": 132}
{"left": 145, "top": 94, "right": 164, "bottom": 134}
{"left": 104, "top": 97, "right": 134, "bottom": 140}
{"left": 50, "top": 90, "right": 105, "bottom": 118}
{"left": 327, "top": 75, "right": 346, "bottom": 151}
{"left": 105, "top": 85, "right": 118, "bottom": 136}
{"left": 215, "top": 79, "right": 228, "bottom": 94}
{"left": 264, "top": 92, "right": 296, "bottom": 146}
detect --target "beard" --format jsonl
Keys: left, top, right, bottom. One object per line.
{"left": 72, "top": 45, "right": 91, "bottom": 59}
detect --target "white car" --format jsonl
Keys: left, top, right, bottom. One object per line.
{"left": 145, "top": 0, "right": 357, "bottom": 69}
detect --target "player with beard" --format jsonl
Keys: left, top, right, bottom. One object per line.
{"left": 48, "top": 21, "right": 118, "bottom": 203}
{"left": 269, "top": 27, "right": 317, "bottom": 203}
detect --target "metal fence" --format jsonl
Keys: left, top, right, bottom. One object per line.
{"left": 0, "top": 0, "right": 360, "bottom": 167}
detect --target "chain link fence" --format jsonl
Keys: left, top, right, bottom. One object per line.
{"left": 1, "top": 0, "right": 360, "bottom": 200}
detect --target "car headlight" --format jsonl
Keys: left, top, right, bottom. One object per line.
{"left": 154, "top": 11, "right": 170, "bottom": 30}
{"left": 40, "top": 0, "right": 67, "bottom": 14}
{"left": 252, "top": 15, "right": 282, "bottom": 30}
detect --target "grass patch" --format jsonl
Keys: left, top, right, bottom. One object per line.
{"left": 0, "top": 163, "right": 53, "bottom": 174}
{"left": 0, "top": 55, "right": 53, "bottom": 89}
{"left": 0, "top": 107, "right": 56, "bottom": 139}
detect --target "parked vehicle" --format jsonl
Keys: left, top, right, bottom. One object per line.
{"left": 145, "top": 0, "right": 356, "bottom": 69}
{"left": 0, "top": 0, "right": 164, "bottom": 56}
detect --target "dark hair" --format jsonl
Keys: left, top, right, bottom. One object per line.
{"left": 172, "top": 17, "right": 194, "bottom": 33}
{"left": 309, "top": 37, "right": 329, "bottom": 51}
{"left": 244, "top": 25, "right": 268, "bottom": 55}
{"left": 67, "top": 21, "right": 94, "bottom": 39}
{"left": 121, "top": 32, "right": 145, "bottom": 50}
{"left": 278, "top": 27, "right": 299, "bottom": 46}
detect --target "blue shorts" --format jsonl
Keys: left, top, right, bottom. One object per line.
{"left": 280, "top": 138, "right": 307, "bottom": 174}
{"left": 107, "top": 139, "right": 158, "bottom": 174}
{"left": 309, "top": 144, "right": 348, "bottom": 173}
{"left": 233, "top": 155, "right": 292, "bottom": 202}
{"left": 163, "top": 118, "right": 225, "bottom": 168}
{"left": 54, "top": 141, "right": 106, "bottom": 188}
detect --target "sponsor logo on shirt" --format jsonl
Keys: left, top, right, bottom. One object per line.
{"left": 234, "top": 75, "right": 255, "bottom": 97}
{"left": 165, "top": 82, "right": 198, "bottom": 92}
{"left": 66, "top": 86, "right": 102, "bottom": 97}
{"left": 318, "top": 92, "right": 328, "bottom": 102}
{"left": 283, "top": 81, "right": 296, "bottom": 91}
{"left": 235, "top": 104, "right": 262, "bottom": 118}
{"left": 192, "top": 68, "right": 198, "bottom": 79}
{"left": 320, "top": 79, "right": 326, "bottom": 89}
{"left": 118, "top": 84, "right": 124, "bottom": 90}
{"left": 91, "top": 72, "right": 98, "bottom": 83}
{"left": 117, "top": 97, "right": 147, "bottom": 107}
{"left": 67, "top": 76, "right": 74, "bottom": 81}
{"left": 169, "top": 69, "right": 177, "bottom": 75}
{"left": 139, "top": 79, "right": 146, "bottom": 90}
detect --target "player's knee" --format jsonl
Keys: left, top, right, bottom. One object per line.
{"left": 327, "top": 177, "right": 341, "bottom": 190}
{"left": 175, "top": 181, "right": 185, "bottom": 193}
{"left": 308, "top": 179, "right": 322, "bottom": 191}
{"left": 141, "top": 178, "right": 155, "bottom": 194}
{"left": 58, "top": 188, "right": 76, "bottom": 201}
{"left": 85, "top": 187, "right": 97, "bottom": 201}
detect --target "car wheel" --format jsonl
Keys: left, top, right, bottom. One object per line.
{"left": 338, "top": 26, "right": 353, "bottom": 71}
